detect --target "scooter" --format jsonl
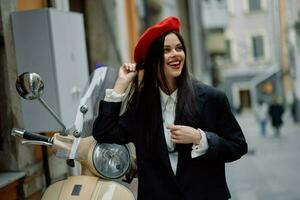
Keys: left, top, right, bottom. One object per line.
{"left": 11, "top": 66, "right": 137, "bottom": 199}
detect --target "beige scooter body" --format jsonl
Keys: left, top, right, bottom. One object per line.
{"left": 42, "top": 176, "right": 134, "bottom": 200}
{"left": 40, "top": 134, "right": 137, "bottom": 200}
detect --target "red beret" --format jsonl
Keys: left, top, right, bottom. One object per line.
{"left": 134, "top": 16, "right": 181, "bottom": 64}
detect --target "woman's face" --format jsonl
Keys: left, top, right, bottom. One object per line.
{"left": 163, "top": 33, "right": 185, "bottom": 84}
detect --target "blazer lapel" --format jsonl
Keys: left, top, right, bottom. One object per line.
{"left": 176, "top": 81, "right": 207, "bottom": 177}
{"left": 155, "top": 93, "right": 176, "bottom": 175}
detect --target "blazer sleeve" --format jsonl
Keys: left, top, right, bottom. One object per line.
{"left": 200, "top": 91, "right": 248, "bottom": 162}
{"left": 92, "top": 100, "right": 136, "bottom": 145}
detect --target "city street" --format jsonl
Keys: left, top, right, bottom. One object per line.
{"left": 227, "top": 112, "right": 300, "bottom": 200}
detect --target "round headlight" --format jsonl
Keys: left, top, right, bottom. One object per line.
{"left": 92, "top": 143, "right": 131, "bottom": 179}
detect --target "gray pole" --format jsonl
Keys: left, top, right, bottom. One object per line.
{"left": 187, "top": 0, "right": 210, "bottom": 84}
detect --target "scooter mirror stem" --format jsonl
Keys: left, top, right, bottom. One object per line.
{"left": 38, "top": 97, "right": 67, "bottom": 136}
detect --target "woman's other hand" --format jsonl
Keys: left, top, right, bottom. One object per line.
{"left": 167, "top": 125, "right": 201, "bottom": 145}
{"left": 114, "top": 63, "right": 137, "bottom": 94}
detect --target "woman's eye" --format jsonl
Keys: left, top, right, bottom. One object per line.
{"left": 164, "top": 48, "right": 170, "bottom": 53}
{"left": 176, "top": 46, "right": 183, "bottom": 51}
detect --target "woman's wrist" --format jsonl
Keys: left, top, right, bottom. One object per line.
{"left": 113, "top": 78, "right": 130, "bottom": 94}
{"left": 193, "top": 128, "right": 202, "bottom": 144}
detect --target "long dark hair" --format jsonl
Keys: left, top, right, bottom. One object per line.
{"left": 127, "top": 31, "right": 200, "bottom": 150}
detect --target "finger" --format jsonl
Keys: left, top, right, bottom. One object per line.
{"left": 128, "top": 63, "right": 132, "bottom": 71}
{"left": 126, "top": 63, "right": 136, "bottom": 72}
{"left": 169, "top": 125, "right": 184, "bottom": 131}
{"left": 170, "top": 133, "right": 177, "bottom": 139}
{"left": 171, "top": 133, "right": 182, "bottom": 140}
{"left": 170, "top": 130, "right": 180, "bottom": 136}
{"left": 132, "top": 63, "right": 136, "bottom": 71}
{"left": 128, "top": 64, "right": 133, "bottom": 71}
{"left": 166, "top": 124, "right": 176, "bottom": 130}
{"left": 174, "top": 125, "right": 184, "bottom": 129}
{"left": 122, "top": 63, "right": 129, "bottom": 71}
{"left": 171, "top": 139, "right": 183, "bottom": 144}
{"left": 171, "top": 138, "right": 177, "bottom": 143}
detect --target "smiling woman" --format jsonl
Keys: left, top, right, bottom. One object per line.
{"left": 93, "top": 16, "right": 248, "bottom": 200}
{"left": 162, "top": 32, "right": 186, "bottom": 93}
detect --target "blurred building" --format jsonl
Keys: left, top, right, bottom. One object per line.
{"left": 201, "top": 0, "right": 229, "bottom": 86}
{"left": 202, "top": 0, "right": 286, "bottom": 112}
{"left": 286, "top": 0, "right": 300, "bottom": 122}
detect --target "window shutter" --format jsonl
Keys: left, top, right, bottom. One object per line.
{"left": 242, "top": 0, "right": 250, "bottom": 13}
{"left": 261, "top": 0, "right": 267, "bottom": 10}
{"left": 227, "top": 0, "right": 235, "bottom": 15}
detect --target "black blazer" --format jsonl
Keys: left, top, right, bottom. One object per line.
{"left": 93, "top": 81, "right": 247, "bottom": 200}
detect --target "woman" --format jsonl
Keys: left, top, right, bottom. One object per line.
{"left": 255, "top": 100, "right": 268, "bottom": 136}
{"left": 268, "top": 96, "right": 284, "bottom": 137}
{"left": 93, "top": 16, "right": 247, "bottom": 200}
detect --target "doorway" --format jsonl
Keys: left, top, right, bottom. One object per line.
{"left": 239, "top": 89, "right": 251, "bottom": 110}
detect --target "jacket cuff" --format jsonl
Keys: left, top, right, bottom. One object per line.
{"left": 99, "top": 100, "right": 122, "bottom": 116}
{"left": 191, "top": 129, "right": 209, "bottom": 158}
{"left": 202, "top": 131, "right": 220, "bottom": 160}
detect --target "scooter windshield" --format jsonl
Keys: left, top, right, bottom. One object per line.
{"left": 76, "top": 66, "right": 118, "bottom": 138}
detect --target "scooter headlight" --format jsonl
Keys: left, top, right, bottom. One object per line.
{"left": 92, "top": 143, "right": 131, "bottom": 179}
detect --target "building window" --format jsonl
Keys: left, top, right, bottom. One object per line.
{"left": 225, "top": 39, "right": 231, "bottom": 61}
{"left": 252, "top": 35, "right": 264, "bottom": 59}
{"left": 249, "top": 0, "right": 261, "bottom": 11}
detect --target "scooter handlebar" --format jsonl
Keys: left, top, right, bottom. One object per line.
{"left": 11, "top": 128, "right": 53, "bottom": 144}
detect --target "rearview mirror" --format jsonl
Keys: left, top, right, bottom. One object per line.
{"left": 16, "top": 72, "right": 44, "bottom": 100}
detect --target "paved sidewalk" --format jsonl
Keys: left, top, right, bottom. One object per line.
{"left": 226, "top": 112, "right": 300, "bottom": 200}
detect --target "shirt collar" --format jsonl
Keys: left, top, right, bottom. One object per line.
{"left": 159, "top": 87, "right": 177, "bottom": 108}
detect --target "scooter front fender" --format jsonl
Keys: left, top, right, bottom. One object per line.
{"left": 42, "top": 175, "right": 135, "bottom": 200}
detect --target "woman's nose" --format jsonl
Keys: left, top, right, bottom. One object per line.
{"left": 170, "top": 49, "right": 177, "bottom": 57}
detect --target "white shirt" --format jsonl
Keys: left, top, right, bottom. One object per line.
{"left": 105, "top": 88, "right": 209, "bottom": 174}
{"left": 159, "top": 88, "right": 208, "bottom": 174}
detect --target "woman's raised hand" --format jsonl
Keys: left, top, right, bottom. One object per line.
{"left": 119, "top": 63, "right": 137, "bottom": 81}
{"left": 167, "top": 125, "right": 201, "bottom": 145}
{"left": 113, "top": 63, "right": 137, "bottom": 94}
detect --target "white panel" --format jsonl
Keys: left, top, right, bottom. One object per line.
{"left": 49, "top": 10, "right": 89, "bottom": 128}
{"left": 11, "top": 9, "right": 89, "bottom": 132}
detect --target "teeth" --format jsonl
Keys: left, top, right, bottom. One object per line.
{"left": 169, "top": 61, "right": 180, "bottom": 65}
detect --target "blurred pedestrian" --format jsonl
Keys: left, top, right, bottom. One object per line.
{"left": 93, "top": 16, "right": 247, "bottom": 200}
{"left": 255, "top": 99, "right": 268, "bottom": 137}
{"left": 268, "top": 96, "right": 284, "bottom": 137}
{"left": 291, "top": 95, "right": 299, "bottom": 123}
